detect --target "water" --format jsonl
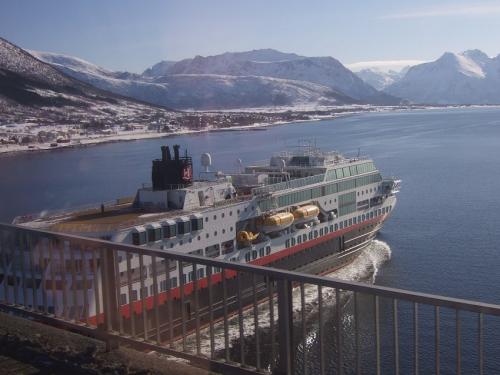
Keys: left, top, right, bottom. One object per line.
{"left": 2, "top": 107, "right": 500, "bottom": 372}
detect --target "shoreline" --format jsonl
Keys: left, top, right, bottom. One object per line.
{"left": 1, "top": 104, "right": 498, "bottom": 157}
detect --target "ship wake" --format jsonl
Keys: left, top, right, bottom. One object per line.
{"left": 177, "top": 240, "right": 392, "bottom": 358}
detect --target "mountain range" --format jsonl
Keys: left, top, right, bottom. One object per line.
{"left": 32, "top": 48, "right": 400, "bottom": 109}
{"left": 3, "top": 34, "right": 500, "bottom": 113}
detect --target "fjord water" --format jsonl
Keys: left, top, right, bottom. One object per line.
{"left": 2, "top": 107, "right": 500, "bottom": 372}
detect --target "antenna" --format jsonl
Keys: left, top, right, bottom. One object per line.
{"left": 357, "top": 148, "right": 361, "bottom": 158}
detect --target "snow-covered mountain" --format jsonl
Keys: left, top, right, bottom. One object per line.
{"left": 385, "top": 50, "right": 500, "bottom": 104}
{"left": 355, "top": 68, "right": 408, "bottom": 90}
{"left": 154, "top": 50, "right": 399, "bottom": 105}
{"left": 0, "top": 37, "right": 175, "bottom": 124}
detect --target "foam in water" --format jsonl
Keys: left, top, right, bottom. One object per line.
{"left": 177, "top": 240, "right": 392, "bottom": 356}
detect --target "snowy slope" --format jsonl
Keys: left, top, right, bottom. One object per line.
{"left": 0, "top": 37, "right": 175, "bottom": 123}
{"left": 355, "top": 68, "right": 407, "bottom": 90}
{"left": 160, "top": 51, "right": 399, "bottom": 104}
{"left": 385, "top": 50, "right": 500, "bottom": 104}
{"left": 154, "top": 74, "right": 355, "bottom": 109}
{"left": 34, "top": 49, "right": 358, "bottom": 109}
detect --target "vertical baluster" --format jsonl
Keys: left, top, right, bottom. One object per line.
{"left": 267, "top": 276, "right": 276, "bottom": 369}
{"left": 193, "top": 263, "right": 201, "bottom": 356}
{"left": 222, "top": 268, "right": 230, "bottom": 362}
{"left": 91, "top": 248, "right": 101, "bottom": 325}
{"left": 126, "top": 252, "right": 136, "bottom": 338}
{"left": 114, "top": 250, "right": 123, "bottom": 334}
{"left": 40, "top": 239, "right": 48, "bottom": 315}
{"left": 139, "top": 253, "right": 148, "bottom": 341}
{"left": 69, "top": 244, "right": 79, "bottom": 322}
{"left": 179, "top": 260, "right": 186, "bottom": 352}
{"left": 354, "top": 291, "right": 360, "bottom": 375}
{"left": 252, "top": 273, "right": 261, "bottom": 371}
{"left": 11, "top": 237, "right": 19, "bottom": 306}
{"left": 318, "top": 285, "right": 324, "bottom": 375}
{"left": 151, "top": 255, "right": 161, "bottom": 345}
{"left": 19, "top": 234, "right": 28, "bottom": 307}
{"left": 393, "top": 299, "right": 399, "bottom": 375}
{"left": 456, "top": 310, "right": 461, "bottom": 375}
{"left": 28, "top": 234, "right": 37, "bottom": 311}
{"left": 165, "top": 258, "right": 173, "bottom": 347}
{"left": 60, "top": 243, "right": 68, "bottom": 320}
{"left": 336, "top": 289, "right": 343, "bottom": 375}
{"left": 48, "top": 240, "right": 56, "bottom": 316}
{"left": 237, "top": 272, "right": 245, "bottom": 366}
{"left": 207, "top": 265, "right": 215, "bottom": 359}
{"left": 81, "top": 247, "right": 90, "bottom": 326}
{"left": 478, "top": 312, "right": 483, "bottom": 375}
{"left": 435, "top": 306, "right": 440, "bottom": 375}
{"left": 414, "top": 303, "right": 419, "bottom": 375}
{"left": 375, "top": 295, "right": 380, "bottom": 375}
{"left": 300, "top": 282, "right": 307, "bottom": 375}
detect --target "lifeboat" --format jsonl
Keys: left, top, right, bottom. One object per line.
{"left": 293, "top": 205, "right": 320, "bottom": 224}
{"left": 237, "top": 231, "right": 259, "bottom": 244}
{"left": 257, "top": 212, "right": 294, "bottom": 233}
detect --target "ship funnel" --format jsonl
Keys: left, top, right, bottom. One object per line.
{"left": 173, "top": 144, "right": 180, "bottom": 160}
{"left": 161, "top": 146, "right": 170, "bottom": 161}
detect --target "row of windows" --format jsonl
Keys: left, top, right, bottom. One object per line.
{"left": 132, "top": 217, "right": 204, "bottom": 245}
{"left": 259, "top": 172, "right": 382, "bottom": 211}
{"left": 325, "top": 162, "right": 376, "bottom": 182}
{"left": 244, "top": 246, "right": 272, "bottom": 262}
{"left": 279, "top": 205, "right": 393, "bottom": 248}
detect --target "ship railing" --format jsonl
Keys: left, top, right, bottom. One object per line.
{"left": 251, "top": 173, "right": 325, "bottom": 196}
{"left": 1, "top": 222, "right": 500, "bottom": 375}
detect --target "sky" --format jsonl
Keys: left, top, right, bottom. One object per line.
{"left": 1, "top": 0, "right": 500, "bottom": 72}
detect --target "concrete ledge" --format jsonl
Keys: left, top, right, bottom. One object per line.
{"left": 0, "top": 311, "right": 217, "bottom": 375}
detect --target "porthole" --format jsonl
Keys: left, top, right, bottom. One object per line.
{"left": 222, "top": 212, "right": 225, "bottom": 218}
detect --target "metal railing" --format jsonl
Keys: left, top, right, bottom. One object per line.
{"left": 1, "top": 222, "right": 500, "bottom": 375}
{"left": 252, "top": 174, "right": 326, "bottom": 196}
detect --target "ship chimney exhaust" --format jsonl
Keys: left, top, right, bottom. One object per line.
{"left": 173, "top": 144, "right": 180, "bottom": 160}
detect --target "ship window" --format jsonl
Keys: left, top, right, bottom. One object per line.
{"left": 222, "top": 212, "right": 225, "bottom": 218}
{"left": 259, "top": 248, "right": 265, "bottom": 257}
{"left": 214, "top": 231, "right": 218, "bottom": 236}
{"left": 171, "top": 277, "right": 178, "bottom": 288}
{"left": 245, "top": 253, "right": 251, "bottom": 262}
{"left": 336, "top": 168, "right": 344, "bottom": 179}
{"left": 291, "top": 237, "right": 296, "bottom": 246}
{"left": 297, "top": 236, "right": 302, "bottom": 244}
{"left": 213, "top": 215, "right": 217, "bottom": 220}
{"left": 206, "top": 244, "right": 221, "bottom": 258}
{"left": 358, "top": 215, "right": 361, "bottom": 222}
{"left": 222, "top": 229, "right": 226, "bottom": 234}
{"left": 162, "top": 224, "right": 176, "bottom": 239}
{"left": 349, "top": 219, "right": 352, "bottom": 226}
{"left": 314, "top": 231, "right": 318, "bottom": 238}
{"left": 191, "top": 218, "right": 203, "bottom": 231}
{"left": 160, "top": 280, "right": 167, "bottom": 292}
{"left": 343, "top": 167, "right": 351, "bottom": 177}
{"left": 132, "top": 231, "right": 146, "bottom": 245}
{"left": 266, "top": 246, "right": 271, "bottom": 255}
{"left": 286, "top": 239, "right": 290, "bottom": 248}
{"left": 177, "top": 220, "right": 191, "bottom": 235}
{"left": 229, "top": 211, "right": 233, "bottom": 216}
{"left": 189, "top": 249, "right": 203, "bottom": 256}
{"left": 252, "top": 250, "right": 258, "bottom": 260}
{"left": 320, "top": 228, "right": 323, "bottom": 236}
{"left": 353, "top": 217, "right": 357, "bottom": 224}
{"left": 308, "top": 232, "right": 313, "bottom": 240}
{"left": 339, "top": 222, "right": 343, "bottom": 229}
{"left": 350, "top": 165, "right": 358, "bottom": 175}
{"left": 222, "top": 240, "right": 234, "bottom": 255}
{"left": 324, "top": 227, "right": 328, "bottom": 234}
{"left": 330, "top": 225, "right": 334, "bottom": 232}
{"left": 205, "top": 217, "right": 208, "bottom": 222}
{"left": 335, "top": 224, "right": 338, "bottom": 231}
{"left": 182, "top": 274, "right": 187, "bottom": 284}
{"left": 120, "top": 293, "right": 127, "bottom": 305}
{"left": 344, "top": 220, "right": 348, "bottom": 227}
{"left": 188, "top": 271, "right": 193, "bottom": 282}
{"left": 230, "top": 226, "right": 234, "bottom": 232}
{"left": 130, "top": 290, "right": 138, "bottom": 302}
{"left": 198, "top": 268, "right": 204, "bottom": 278}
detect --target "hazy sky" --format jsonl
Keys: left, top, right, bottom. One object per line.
{"left": 2, "top": 0, "right": 500, "bottom": 72}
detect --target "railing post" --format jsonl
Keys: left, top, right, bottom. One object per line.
{"left": 101, "top": 247, "right": 120, "bottom": 350}
{"left": 276, "top": 279, "right": 294, "bottom": 375}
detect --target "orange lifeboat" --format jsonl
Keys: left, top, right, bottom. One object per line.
{"left": 293, "top": 205, "right": 320, "bottom": 224}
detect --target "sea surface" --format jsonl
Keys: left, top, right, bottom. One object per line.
{"left": 2, "top": 107, "right": 500, "bottom": 373}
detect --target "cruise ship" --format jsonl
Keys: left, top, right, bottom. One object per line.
{"left": 13, "top": 142, "right": 400, "bottom": 320}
